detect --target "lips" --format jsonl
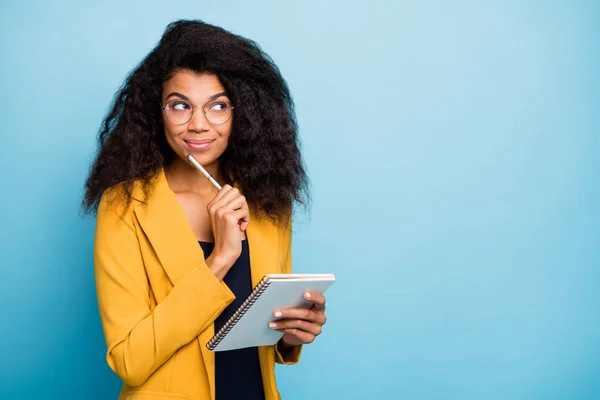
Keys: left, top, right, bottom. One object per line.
{"left": 185, "top": 139, "right": 215, "bottom": 151}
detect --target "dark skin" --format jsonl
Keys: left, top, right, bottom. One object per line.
{"left": 271, "top": 292, "right": 327, "bottom": 349}
{"left": 162, "top": 70, "right": 327, "bottom": 349}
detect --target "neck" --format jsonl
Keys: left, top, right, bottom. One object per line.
{"left": 165, "top": 156, "right": 226, "bottom": 195}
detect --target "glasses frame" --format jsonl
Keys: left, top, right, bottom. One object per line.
{"left": 161, "top": 98, "right": 235, "bottom": 125}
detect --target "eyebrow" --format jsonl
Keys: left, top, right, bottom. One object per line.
{"left": 165, "top": 91, "right": 228, "bottom": 103}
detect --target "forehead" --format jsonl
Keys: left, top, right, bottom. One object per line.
{"left": 162, "top": 70, "right": 226, "bottom": 101}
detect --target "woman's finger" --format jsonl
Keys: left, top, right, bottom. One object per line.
{"left": 223, "top": 194, "right": 248, "bottom": 212}
{"left": 269, "top": 318, "right": 324, "bottom": 336}
{"left": 303, "top": 292, "right": 326, "bottom": 311}
{"left": 210, "top": 186, "right": 240, "bottom": 212}
{"left": 226, "top": 208, "right": 250, "bottom": 231}
{"left": 273, "top": 305, "right": 326, "bottom": 322}
{"left": 224, "top": 198, "right": 250, "bottom": 231}
{"left": 238, "top": 215, "right": 250, "bottom": 232}
{"left": 278, "top": 329, "right": 316, "bottom": 345}
{"left": 272, "top": 308, "right": 326, "bottom": 324}
{"left": 207, "top": 184, "right": 233, "bottom": 212}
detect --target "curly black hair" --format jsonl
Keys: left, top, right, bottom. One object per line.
{"left": 82, "top": 19, "right": 309, "bottom": 220}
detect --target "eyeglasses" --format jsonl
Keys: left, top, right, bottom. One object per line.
{"left": 161, "top": 99, "right": 234, "bottom": 125}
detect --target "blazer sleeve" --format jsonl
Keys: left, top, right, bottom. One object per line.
{"left": 273, "top": 216, "right": 303, "bottom": 365}
{"left": 94, "top": 191, "right": 235, "bottom": 387}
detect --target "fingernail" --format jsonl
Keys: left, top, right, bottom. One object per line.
{"left": 304, "top": 292, "right": 311, "bottom": 299}
{"left": 269, "top": 322, "right": 277, "bottom": 328}
{"left": 273, "top": 311, "right": 282, "bottom": 318}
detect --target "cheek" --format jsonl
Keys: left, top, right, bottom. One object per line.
{"left": 163, "top": 127, "right": 175, "bottom": 145}
{"left": 163, "top": 124, "right": 184, "bottom": 154}
{"left": 163, "top": 120, "right": 182, "bottom": 140}
{"left": 217, "top": 123, "right": 233, "bottom": 143}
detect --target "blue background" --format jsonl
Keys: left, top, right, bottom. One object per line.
{"left": 1, "top": 1, "right": 598, "bottom": 399}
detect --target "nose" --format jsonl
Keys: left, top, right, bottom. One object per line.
{"left": 187, "top": 106, "right": 210, "bottom": 132}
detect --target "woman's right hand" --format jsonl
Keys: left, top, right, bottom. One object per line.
{"left": 205, "top": 185, "right": 250, "bottom": 279}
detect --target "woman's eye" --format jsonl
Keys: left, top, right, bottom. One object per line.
{"left": 171, "top": 101, "right": 191, "bottom": 111}
{"left": 210, "top": 102, "right": 229, "bottom": 112}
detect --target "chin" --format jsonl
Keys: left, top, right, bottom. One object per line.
{"left": 186, "top": 150, "right": 222, "bottom": 167}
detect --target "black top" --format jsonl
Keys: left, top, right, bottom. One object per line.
{"left": 199, "top": 240, "right": 265, "bottom": 400}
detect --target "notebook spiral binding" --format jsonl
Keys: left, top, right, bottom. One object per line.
{"left": 207, "top": 276, "right": 273, "bottom": 350}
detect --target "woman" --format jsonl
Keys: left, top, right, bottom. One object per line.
{"left": 82, "top": 20, "right": 327, "bottom": 400}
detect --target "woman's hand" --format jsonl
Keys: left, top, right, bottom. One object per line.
{"left": 205, "top": 185, "right": 250, "bottom": 279}
{"left": 269, "top": 292, "right": 327, "bottom": 348}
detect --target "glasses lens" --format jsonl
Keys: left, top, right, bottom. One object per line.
{"left": 166, "top": 100, "right": 192, "bottom": 124}
{"left": 205, "top": 101, "right": 233, "bottom": 125}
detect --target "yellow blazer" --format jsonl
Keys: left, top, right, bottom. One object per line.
{"left": 94, "top": 167, "right": 301, "bottom": 400}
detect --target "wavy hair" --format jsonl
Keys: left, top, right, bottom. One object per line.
{"left": 82, "top": 20, "right": 309, "bottom": 220}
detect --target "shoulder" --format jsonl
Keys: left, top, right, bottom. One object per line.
{"left": 97, "top": 171, "right": 161, "bottom": 220}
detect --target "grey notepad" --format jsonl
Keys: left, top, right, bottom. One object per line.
{"left": 207, "top": 273, "right": 336, "bottom": 352}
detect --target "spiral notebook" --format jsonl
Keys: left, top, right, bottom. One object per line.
{"left": 207, "top": 273, "right": 336, "bottom": 352}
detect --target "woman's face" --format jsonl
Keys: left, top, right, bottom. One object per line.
{"left": 161, "top": 70, "right": 233, "bottom": 169}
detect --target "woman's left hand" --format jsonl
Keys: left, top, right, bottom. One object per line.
{"left": 269, "top": 292, "right": 327, "bottom": 347}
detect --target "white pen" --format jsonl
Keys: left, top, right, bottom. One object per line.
{"left": 186, "top": 154, "right": 223, "bottom": 190}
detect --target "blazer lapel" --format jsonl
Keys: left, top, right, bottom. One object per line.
{"left": 132, "top": 168, "right": 219, "bottom": 397}
{"left": 133, "top": 167, "right": 206, "bottom": 287}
